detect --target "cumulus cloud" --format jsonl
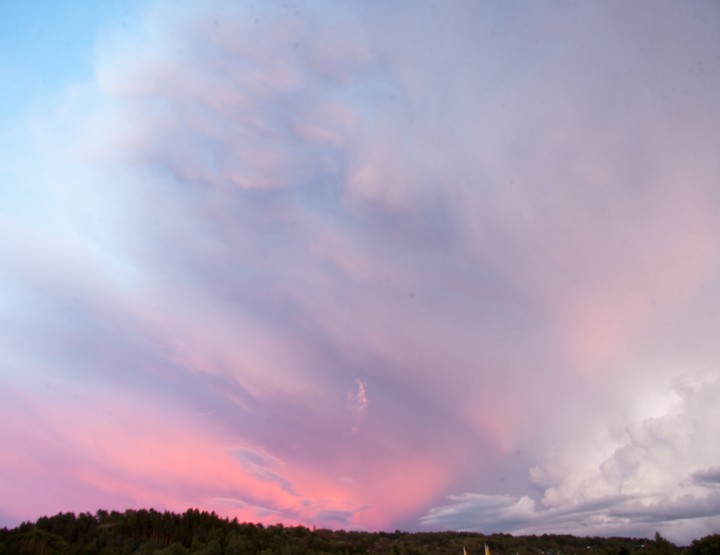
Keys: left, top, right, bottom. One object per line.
{"left": 422, "top": 373, "right": 720, "bottom": 544}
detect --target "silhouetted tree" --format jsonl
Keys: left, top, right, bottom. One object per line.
{"left": 688, "top": 533, "right": 720, "bottom": 555}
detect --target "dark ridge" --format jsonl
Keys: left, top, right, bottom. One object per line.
{"left": 1, "top": 508, "right": 717, "bottom": 554}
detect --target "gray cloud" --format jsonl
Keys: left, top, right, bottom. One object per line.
{"left": 314, "top": 509, "right": 356, "bottom": 528}
{"left": 692, "top": 468, "right": 720, "bottom": 488}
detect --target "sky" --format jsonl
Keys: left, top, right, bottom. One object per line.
{"left": 1, "top": 0, "right": 720, "bottom": 546}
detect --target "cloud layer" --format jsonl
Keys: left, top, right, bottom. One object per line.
{"left": 422, "top": 372, "right": 720, "bottom": 541}
{"left": 1, "top": 0, "right": 720, "bottom": 545}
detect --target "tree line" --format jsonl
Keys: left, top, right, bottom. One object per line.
{"left": 0, "top": 508, "right": 718, "bottom": 555}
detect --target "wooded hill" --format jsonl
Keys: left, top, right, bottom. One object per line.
{"left": 1, "top": 508, "right": 718, "bottom": 555}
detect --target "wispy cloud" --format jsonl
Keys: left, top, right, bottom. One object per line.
{"left": 347, "top": 379, "right": 368, "bottom": 433}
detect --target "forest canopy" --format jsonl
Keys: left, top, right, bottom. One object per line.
{"left": 1, "top": 508, "right": 718, "bottom": 554}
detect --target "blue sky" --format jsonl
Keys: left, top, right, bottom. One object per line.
{"left": 0, "top": 1, "right": 141, "bottom": 123}
{"left": 1, "top": 0, "right": 720, "bottom": 546}
{"left": 0, "top": 0, "right": 143, "bottom": 218}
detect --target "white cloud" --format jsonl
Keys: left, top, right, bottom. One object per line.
{"left": 347, "top": 379, "right": 368, "bottom": 433}
{"left": 422, "top": 371, "right": 720, "bottom": 544}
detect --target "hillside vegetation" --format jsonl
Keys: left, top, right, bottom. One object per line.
{"left": 1, "top": 508, "right": 718, "bottom": 555}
